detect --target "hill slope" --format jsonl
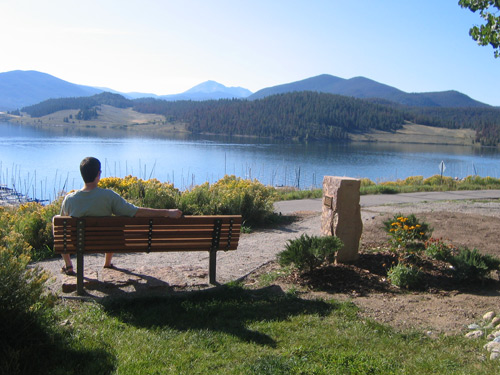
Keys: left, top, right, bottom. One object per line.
{"left": 0, "top": 70, "right": 103, "bottom": 110}
{"left": 249, "top": 74, "right": 488, "bottom": 108}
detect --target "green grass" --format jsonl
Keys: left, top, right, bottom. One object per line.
{"left": 28, "top": 284, "right": 498, "bottom": 374}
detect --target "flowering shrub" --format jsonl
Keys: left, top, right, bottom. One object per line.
{"left": 0, "top": 199, "right": 62, "bottom": 261}
{"left": 383, "top": 214, "right": 432, "bottom": 253}
{"left": 423, "top": 175, "right": 455, "bottom": 187}
{"left": 179, "top": 175, "right": 276, "bottom": 226}
{"left": 360, "top": 178, "right": 375, "bottom": 187}
{"left": 99, "top": 175, "right": 181, "bottom": 209}
{"left": 403, "top": 175, "right": 424, "bottom": 185}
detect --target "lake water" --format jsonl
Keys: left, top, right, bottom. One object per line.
{"left": 1, "top": 121, "right": 500, "bottom": 203}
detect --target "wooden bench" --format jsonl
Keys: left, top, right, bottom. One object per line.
{"left": 53, "top": 215, "right": 242, "bottom": 295}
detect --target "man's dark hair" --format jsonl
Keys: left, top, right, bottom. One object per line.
{"left": 80, "top": 157, "right": 101, "bottom": 183}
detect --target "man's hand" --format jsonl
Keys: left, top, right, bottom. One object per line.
{"left": 167, "top": 209, "right": 182, "bottom": 219}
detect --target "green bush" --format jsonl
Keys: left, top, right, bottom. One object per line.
{"left": 99, "top": 175, "right": 181, "bottom": 208}
{"left": 179, "top": 175, "right": 276, "bottom": 226}
{"left": 403, "top": 175, "right": 424, "bottom": 185}
{"left": 423, "top": 174, "right": 456, "bottom": 187}
{"left": 449, "top": 248, "right": 500, "bottom": 282}
{"left": 360, "top": 178, "right": 375, "bottom": 187}
{"left": 0, "top": 199, "right": 62, "bottom": 261}
{"left": 378, "top": 186, "right": 399, "bottom": 194}
{"left": 0, "top": 246, "right": 56, "bottom": 373}
{"left": 278, "top": 234, "right": 343, "bottom": 273}
{"left": 462, "top": 175, "right": 500, "bottom": 187}
{"left": 179, "top": 182, "right": 212, "bottom": 215}
{"left": 387, "top": 263, "right": 422, "bottom": 289}
{"left": 424, "top": 238, "right": 455, "bottom": 262}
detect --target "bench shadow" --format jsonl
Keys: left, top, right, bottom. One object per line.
{"left": 99, "top": 284, "right": 337, "bottom": 348}
{"left": 84, "top": 266, "right": 177, "bottom": 296}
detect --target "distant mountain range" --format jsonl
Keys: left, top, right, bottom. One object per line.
{"left": 0, "top": 70, "right": 490, "bottom": 111}
{"left": 0, "top": 70, "right": 102, "bottom": 110}
{"left": 0, "top": 71, "right": 252, "bottom": 111}
{"left": 249, "top": 74, "right": 488, "bottom": 108}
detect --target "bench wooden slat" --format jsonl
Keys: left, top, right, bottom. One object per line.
{"left": 53, "top": 225, "right": 241, "bottom": 235}
{"left": 54, "top": 231, "right": 240, "bottom": 240}
{"left": 54, "top": 227, "right": 240, "bottom": 236}
{"left": 54, "top": 234, "right": 239, "bottom": 247}
{"left": 53, "top": 215, "right": 242, "bottom": 227}
{"left": 54, "top": 243, "right": 239, "bottom": 252}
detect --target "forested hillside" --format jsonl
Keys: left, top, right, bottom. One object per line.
{"left": 399, "top": 106, "right": 500, "bottom": 146}
{"left": 17, "top": 91, "right": 500, "bottom": 145}
{"left": 21, "top": 92, "right": 132, "bottom": 117}
{"left": 133, "top": 92, "right": 406, "bottom": 140}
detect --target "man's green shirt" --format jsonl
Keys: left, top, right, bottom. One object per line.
{"left": 60, "top": 188, "right": 138, "bottom": 217}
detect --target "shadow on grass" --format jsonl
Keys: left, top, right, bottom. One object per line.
{"left": 1, "top": 310, "right": 116, "bottom": 375}
{"left": 100, "top": 284, "right": 338, "bottom": 348}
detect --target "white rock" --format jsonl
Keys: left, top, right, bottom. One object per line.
{"left": 484, "top": 341, "right": 500, "bottom": 352}
{"left": 468, "top": 323, "right": 481, "bottom": 330}
{"left": 483, "top": 311, "right": 496, "bottom": 322}
{"left": 487, "top": 330, "right": 500, "bottom": 340}
{"left": 492, "top": 317, "right": 500, "bottom": 326}
{"left": 465, "top": 330, "right": 484, "bottom": 339}
{"left": 490, "top": 352, "right": 500, "bottom": 361}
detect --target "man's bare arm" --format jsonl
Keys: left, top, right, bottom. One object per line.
{"left": 134, "top": 208, "right": 183, "bottom": 218}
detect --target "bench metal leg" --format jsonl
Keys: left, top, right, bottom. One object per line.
{"left": 209, "top": 250, "right": 217, "bottom": 284}
{"left": 77, "top": 249, "right": 84, "bottom": 295}
{"left": 76, "top": 219, "right": 85, "bottom": 295}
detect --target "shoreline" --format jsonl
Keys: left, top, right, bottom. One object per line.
{"left": 1, "top": 108, "right": 494, "bottom": 148}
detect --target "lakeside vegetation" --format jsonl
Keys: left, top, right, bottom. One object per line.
{"left": 13, "top": 91, "right": 500, "bottom": 146}
{"left": 1, "top": 174, "right": 500, "bottom": 263}
{"left": 2, "top": 174, "right": 500, "bottom": 373}
{"left": 275, "top": 174, "right": 500, "bottom": 200}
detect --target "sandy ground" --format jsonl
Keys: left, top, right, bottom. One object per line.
{"left": 37, "top": 194, "right": 500, "bottom": 334}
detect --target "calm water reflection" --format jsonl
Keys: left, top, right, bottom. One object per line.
{"left": 1, "top": 122, "right": 499, "bottom": 202}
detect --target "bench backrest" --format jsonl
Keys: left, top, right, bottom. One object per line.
{"left": 53, "top": 215, "right": 242, "bottom": 254}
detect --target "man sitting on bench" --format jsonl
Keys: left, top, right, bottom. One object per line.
{"left": 59, "top": 156, "right": 182, "bottom": 275}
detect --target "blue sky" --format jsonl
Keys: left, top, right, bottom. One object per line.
{"left": 1, "top": 0, "right": 499, "bottom": 105}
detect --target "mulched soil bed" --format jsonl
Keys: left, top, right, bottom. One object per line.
{"left": 278, "top": 251, "right": 500, "bottom": 297}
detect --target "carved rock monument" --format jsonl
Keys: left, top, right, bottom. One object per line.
{"left": 321, "top": 176, "right": 362, "bottom": 263}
